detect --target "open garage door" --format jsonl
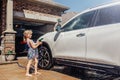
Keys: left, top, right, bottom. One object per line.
{"left": 13, "top": 20, "right": 54, "bottom": 57}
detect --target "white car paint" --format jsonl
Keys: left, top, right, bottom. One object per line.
{"left": 39, "top": 1, "right": 120, "bottom": 68}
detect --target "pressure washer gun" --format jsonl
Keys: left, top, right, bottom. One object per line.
{"left": 38, "top": 38, "right": 44, "bottom": 42}
{"left": 38, "top": 38, "right": 44, "bottom": 47}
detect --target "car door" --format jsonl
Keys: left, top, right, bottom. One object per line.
{"left": 53, "top": 11, "right": 96, "bottom": 61}
{"left": 86, "top": 5, "right": 120, "bottom": 66}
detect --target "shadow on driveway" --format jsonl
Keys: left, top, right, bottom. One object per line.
{"left": 51, "top": 66, "right": 120, "bottom": 80}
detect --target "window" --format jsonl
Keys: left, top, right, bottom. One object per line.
{"left": 62, "top": 11, "right": 95, "bottom": 32}
{"left": 95, "top": 5, "right": 120, "bottom": 26}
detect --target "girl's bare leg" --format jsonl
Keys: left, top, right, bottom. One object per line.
{"left": 34, "top": 58, "right": 41, "bottom": 74}
{"left": 26, "top": 59, "right": 32, "bottom": 76}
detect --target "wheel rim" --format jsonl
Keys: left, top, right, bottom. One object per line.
{"left": 38, "top": 46, "right": 50, "bottom": 68}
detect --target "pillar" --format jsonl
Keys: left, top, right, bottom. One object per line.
{"left": 3, "top": 0, "right": 16, "bottom": 59}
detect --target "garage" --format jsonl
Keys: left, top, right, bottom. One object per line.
{"left": 13, "top": 19, "right": 54, "bottom": 56}
{"left": 0, "top": 0, "right": 69, "bottom": 58}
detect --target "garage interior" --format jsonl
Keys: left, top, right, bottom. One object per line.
{"left": 13, "top": 19, "right": 55, "bottom": 56}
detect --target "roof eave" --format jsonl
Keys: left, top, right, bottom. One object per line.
{"left": 27, "top": 0, "right": 69, "bottom": 11}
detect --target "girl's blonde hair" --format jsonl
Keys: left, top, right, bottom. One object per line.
{"left": 23, "top": 30, "right": 32, "bottom": 41}
{"left": 23, "top": 30, "right": 32, "bottom": 37}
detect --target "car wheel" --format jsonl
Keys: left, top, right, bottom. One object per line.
{"left": 38, "top": 46, "right": 53, "bottom": 69}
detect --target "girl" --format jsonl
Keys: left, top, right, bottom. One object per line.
{"left": 23, "top": 30, "right": 42, "bottom": 77}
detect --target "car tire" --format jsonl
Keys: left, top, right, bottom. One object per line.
{"left": 38, "top": 45, "right": 53, "bottom": 70}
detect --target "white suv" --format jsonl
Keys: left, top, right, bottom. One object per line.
{"left": 38, "top": 1, "right": 120, "bottom": 76}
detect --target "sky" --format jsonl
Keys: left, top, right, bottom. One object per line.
{"left": 54, "top": 0, "right": 117, "bottom": 12}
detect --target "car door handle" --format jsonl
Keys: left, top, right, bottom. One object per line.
{"left": 76, "top": 33, "right": 85, "bottom": 37}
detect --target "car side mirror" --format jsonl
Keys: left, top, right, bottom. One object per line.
{"left": 54, "top": 24, "right": 62, "bottom": 41}
{"left": 56, "top": 24, "right": 61, "bottom": 32}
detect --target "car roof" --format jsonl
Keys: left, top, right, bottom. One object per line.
{"left": 88, "top": 1, "right": 120, "bottom": 12}
{"left": 62, "top": 1, "right": 120, "bottom": 27}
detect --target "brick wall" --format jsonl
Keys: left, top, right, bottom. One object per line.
{"left": 1, "top": 0, "right": 7, "bottom": 34}
{"left": 13, "top": 0, "right": 62, "bottom": 16}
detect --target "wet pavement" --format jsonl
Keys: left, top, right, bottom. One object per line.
{"left": 0, "top": 64, "right": 80, "bottom": 80}
{"left": 0, "top": 57, "right": 119, "bottom": 80}
{"left": 51, "top": 66, "right": 120, "bottom": 80}
{"left": 0, "top": 57, "right": 79, "bottom": 80}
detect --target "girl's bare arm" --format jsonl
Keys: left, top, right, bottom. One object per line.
{"left": 29, "top": 40, "right": 42, "bottom": 49}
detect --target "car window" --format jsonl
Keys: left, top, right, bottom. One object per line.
{"left": 95, "top": 4, "right": 120, "bottom": 26}
{"left": 62, "top": 11, "right": 95, "bottom": 32}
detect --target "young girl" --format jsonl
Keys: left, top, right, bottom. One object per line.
{"left": 23, "top": 30, "right": 42, "bottom": 77}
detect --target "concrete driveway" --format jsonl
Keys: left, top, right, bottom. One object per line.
{"left": 0, "top": 57, "right": 79, "bottom": 80}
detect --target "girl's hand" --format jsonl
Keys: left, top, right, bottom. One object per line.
{"left": 37, "top": 41, "right": 42, "bottom": 45}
